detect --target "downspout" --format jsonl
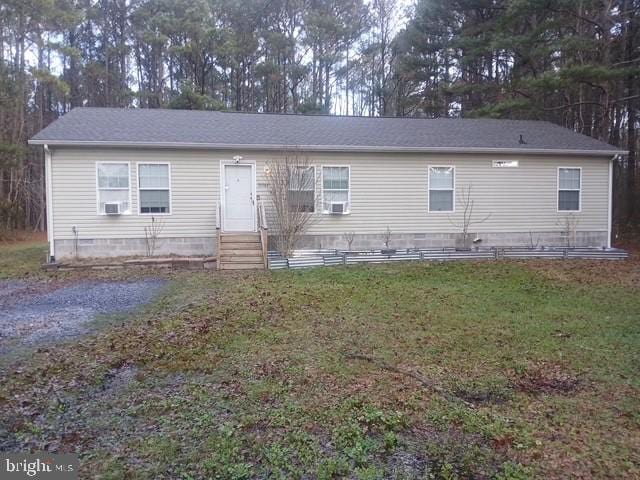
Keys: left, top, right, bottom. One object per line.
{"left": 607, "top": 155, "right": 614, "bottom": 249}
{"left": 44, "top": 144, "right": 55, "bottom": 262}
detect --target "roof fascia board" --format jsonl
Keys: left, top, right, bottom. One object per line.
{"left": 28, "top": 139, "right": 626, "bottom": 156}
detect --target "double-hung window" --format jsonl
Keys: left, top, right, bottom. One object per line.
{"left": 97, "top": 162, "right": 131, "bottom": 214}
{"left": 322, "top": 166, "right": 350, "bottom": 213}
{"left": 428, "top": 166, "right": 455, "bottom": 212}
{"left": 138, "top": 163, "right": 171, "bottom": 214}
{"left": 558, "top": 167, "right": 581, "bottom": 212}
{"left": 288, "top": 166, "right": 316, "bottom": 212}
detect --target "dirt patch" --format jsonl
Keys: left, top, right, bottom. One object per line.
{"left": 452, "top": 377, "right": 514, "bottom": 405}
{"left": 399, "top": 424, "right": 505, "bottom": 479}
{"left": 385, "top": 450, "right": 429, "bottom": 478}
{"left": 525, "top": 255, "right": 640, "bottom": 289}
{"left": 512, "top": 363, "right": 581, "bottom": 395}
{"left": 99, "top": 365, "right": 140, "bottom": 396}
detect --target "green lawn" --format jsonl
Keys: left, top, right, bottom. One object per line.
{"left": 0, "top": 240, "right": 47, "bottom": 279}
{"left": 0, "top": 244, "right": 639, "bottom": 479}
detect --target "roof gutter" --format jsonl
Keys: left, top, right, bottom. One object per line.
{"left": 27, "top": 139, "right": 627, "bottom": 157}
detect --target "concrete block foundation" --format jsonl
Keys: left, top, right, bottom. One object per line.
{"left": 55, "top": 236, "right": 216, "bottom": 260}
{"left": 275, "top": 231, "right": 609, "bottom": 251}
{"left": 53, "top": 230, "right": 608, "bottom": 260}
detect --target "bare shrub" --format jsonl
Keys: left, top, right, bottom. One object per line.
{"left": 557, "top": 214, "right": 579, "bottom": 247}
{"left": 382, "top": 226, "right": 392, "bottom": 248}
{"left": 144, "top": 216, "right": 165, "bottom": 256}
{"left": 72, "top": 226, "right": 79, "bottom": 259}
{"left": 343, "top": 231, "right": 355, "bottom": 251}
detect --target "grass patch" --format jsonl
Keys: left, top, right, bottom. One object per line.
{"left": 0, "top": 241, "right": 47, "bottom": 279}
{"left": 1, "top": 260, "right": 639, "bottom": 478}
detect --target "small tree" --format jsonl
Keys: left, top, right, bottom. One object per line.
{"left": 449, "top": 184, "right": 491, "bottom": 249}
{"left": 266, "top": 149, "right": 317, "bottom": 256}
{"left": 144, "top": 216, "right": 165, "bottom": 256}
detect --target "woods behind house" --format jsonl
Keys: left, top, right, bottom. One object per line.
{"left": 1, "top": 0, "right": 638, "bottom": 237}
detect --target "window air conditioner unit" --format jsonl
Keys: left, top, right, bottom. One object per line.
{"left": 330, "top": 202, "right": 347, "bottom": 214}
{"left": 104, "top": 202, "right": 121, "bottom": 215}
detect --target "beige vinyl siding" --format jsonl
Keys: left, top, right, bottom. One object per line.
{"left": 50, "top": 147, "right": 609, "bottom": 241}
{"left": 51, "top": 148, "right": 219, "bottom": 239}
{"left": 257, "top": 153, "right": 608, "bottom": 235}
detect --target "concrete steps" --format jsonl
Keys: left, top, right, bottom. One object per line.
{"left": 218, "top": 232, "right": 265, "bottom": 270}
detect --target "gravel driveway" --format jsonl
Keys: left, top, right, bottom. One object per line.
{"left": 0, "top": 278, "right": 167, "bottom": 356}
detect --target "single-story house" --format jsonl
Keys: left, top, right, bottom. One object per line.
{"left": 29, "top": 107, "right": 625, "bottom": 268}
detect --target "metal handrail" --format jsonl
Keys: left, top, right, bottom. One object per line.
{"left": 257, "top": 200, "right": 268, "bottom": 268}
{"left": 257, "top": 200, "right": 268, "bottom": 230}
{"left": 215, "top": 203, "right": 222, "bottom": 270}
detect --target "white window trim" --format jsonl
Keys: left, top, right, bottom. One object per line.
{"left": 96, "top": 161, "right": 132, "bottom": 216}
{"left": 137, "top": 162, "right": 172, "bottom": 216}
{"left": 321, "top": 165, "right": 351, "bottom": 214}
{"left": 288, "top": 165, "right": 317, "bottom": 213}
{"left": 428, "top": 165, "right": 456, "bottom": 213}
{"left": 557, "top": 166, "right": 582, "bottom": 213}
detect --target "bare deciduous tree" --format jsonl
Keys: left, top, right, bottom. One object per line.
{"left": 266, "top": 150, "right": 317, "bottom": 256}
{"left": 449, "top": 184, "right": 491, "bottom": 249}
{"left": 144, "top": 216, "right": 165, "bottom": 256}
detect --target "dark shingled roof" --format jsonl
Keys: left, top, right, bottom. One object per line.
{"left": 30, "top": 107, "right": 624, "bottom": 155}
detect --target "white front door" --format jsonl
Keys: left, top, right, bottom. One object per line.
{"left": 223, "top": 164, "right": 255, "bottom": 231}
